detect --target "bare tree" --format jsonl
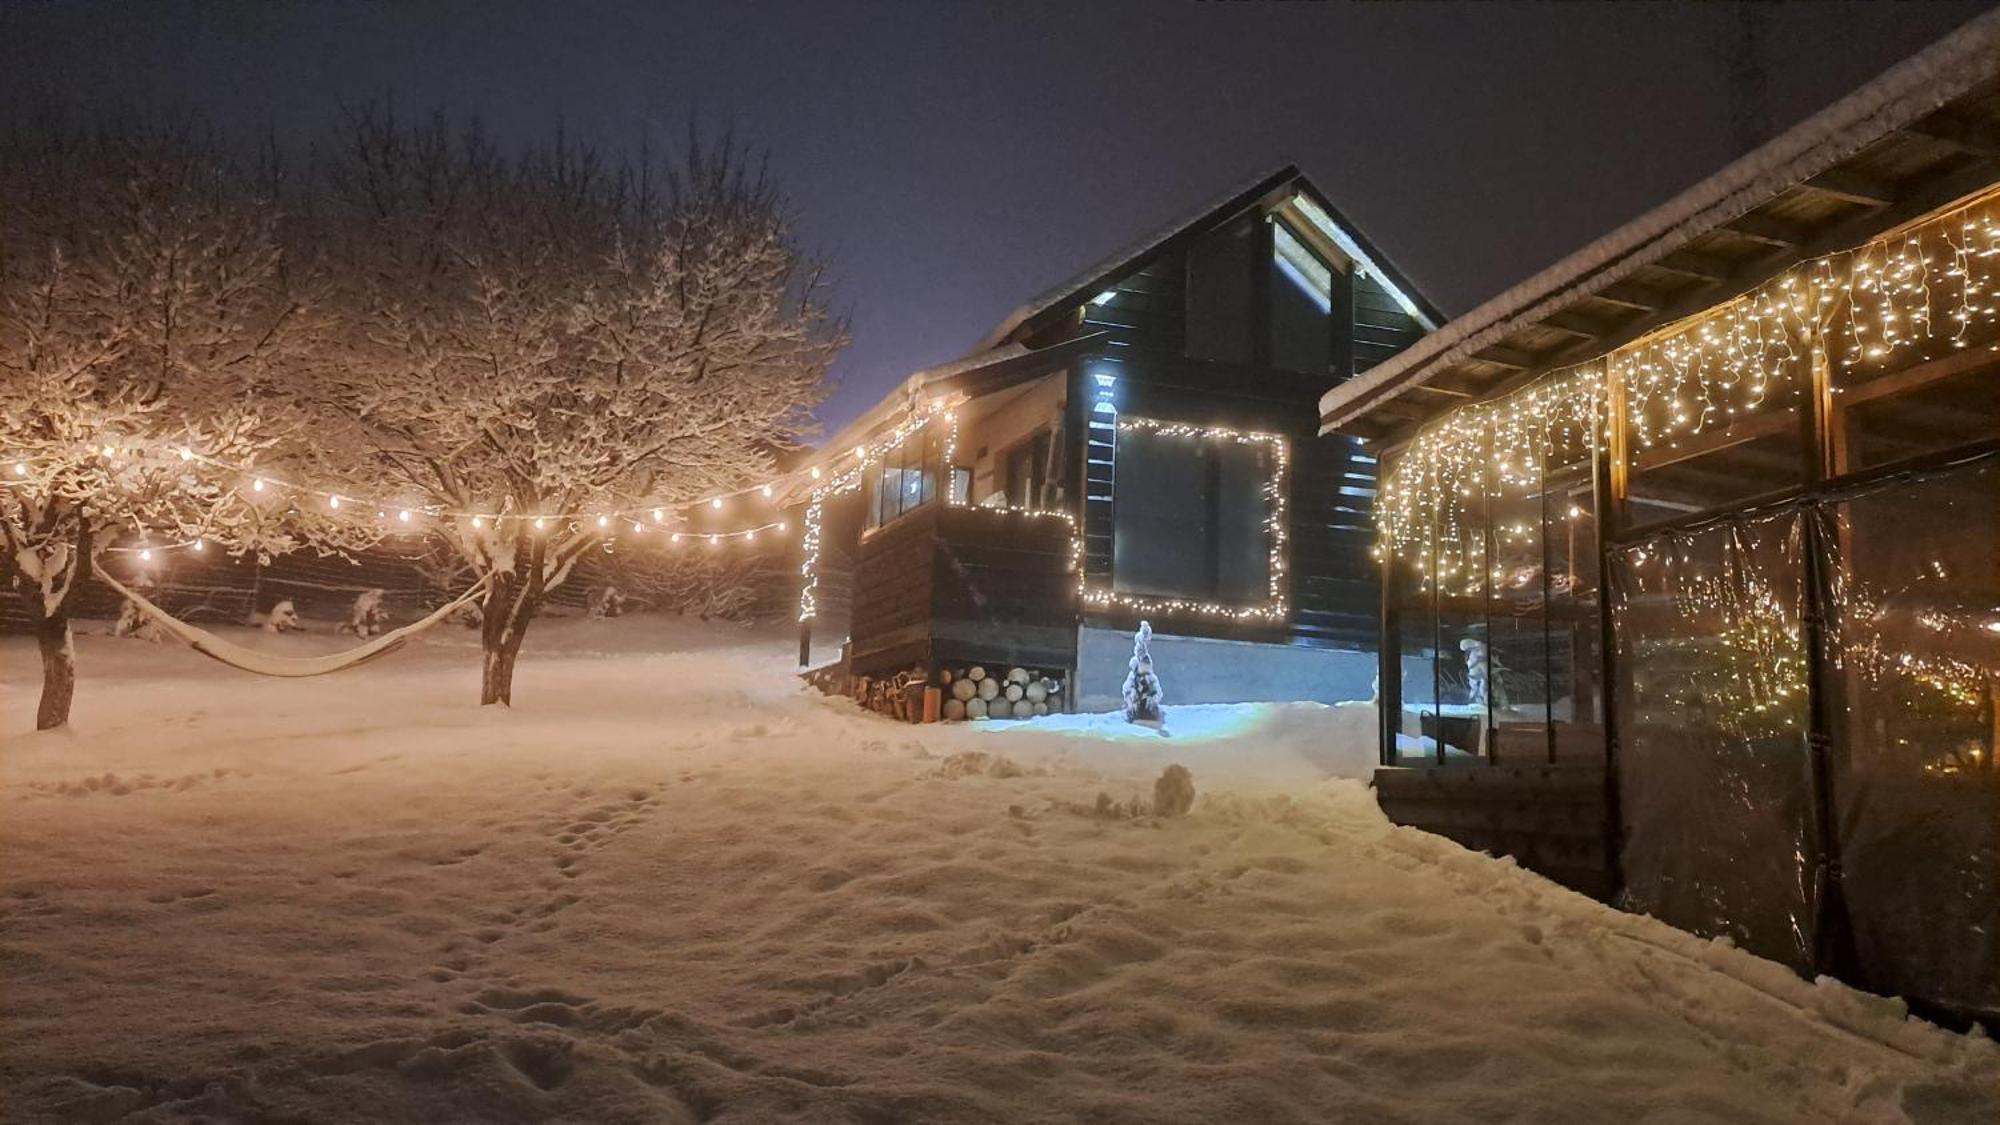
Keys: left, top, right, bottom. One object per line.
{"left": 0, "top": 119, "right": 371, "bottom": 729}
{"left": 307, "top": 112, "right": 839, "bottom": 705}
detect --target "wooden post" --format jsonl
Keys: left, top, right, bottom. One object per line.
{"left": 922, "top": 685, "right": 942, "bottom": 724}
{"left": 1597, "top": 363, "right": 1629, "bottom": 899}
{"left": 1799, "top": 335, "right": 1856, "bottom": 983}
{"left": 1379, "top": 545, "right": 1402, "bottom": 768}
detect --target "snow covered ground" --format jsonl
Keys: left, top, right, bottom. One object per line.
{"left": 2, "top": 616, "right": 1994, "bottom": 1124}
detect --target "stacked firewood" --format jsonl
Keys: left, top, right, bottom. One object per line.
{"left": 939, "top": 665, "right": 1061, "bottom": 721}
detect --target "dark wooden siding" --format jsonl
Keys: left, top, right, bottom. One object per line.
{"left": 847, "top": 503, "right": 1077, "bottom": 679}
{"left": 1353, "top": 271, "right": 1425, "bottom": 374}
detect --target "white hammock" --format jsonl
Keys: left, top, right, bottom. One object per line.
{"left": 95, "top": 568, "right": 491, "bottom": 678}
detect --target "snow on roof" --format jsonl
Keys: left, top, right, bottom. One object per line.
{"left": 1319, "top": 7, "right": 2000, "bottom": 431}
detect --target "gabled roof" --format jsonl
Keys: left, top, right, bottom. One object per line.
{"left": 789, "top": 164, "right": 1443, "bottom": 499}
{"left": 973, "top": 163, "right": 1443, "bottom": 354}
{"left": 1320, "top": 7, "right": 2000, "bottom": 445}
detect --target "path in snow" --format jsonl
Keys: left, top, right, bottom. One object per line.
{"left": 1, "top": 617, "right": 1993, "bottom": 1124}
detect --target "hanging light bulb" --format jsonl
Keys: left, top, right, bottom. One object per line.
{"left": 810, "top": 467, "right": 822, "bottom": 480}
{"left": 471, "top": 515, "right": 484, "bottom": 529}
{"left": 596, "top": 514, "right": 609, "bottom": 528}
{"left": 776, "top": 521, "right": 788, "bottom": 533}
{"left": 252, "top": 478, "right": 266, "bottom": 493}
{"left": 329, "top": 495, "right": 342, "bottom": 510}
{"left": 746, "top": 529, "right": 756, "bottom": 542}
{"left": 710, "top": 497, "right": 723, "bottom": 509}
{"left": 533, "top": 516, "right": 547, "bottom": 531}
{"left": 761, "top": 484, "right": 773, "bottom": 498}
{"left": 652, "top": 508, "right": 664, "bottom": 523}
{"left": 632, "top": 521, "right": 645, "bottom": 534}
{"left": 178, "top": 447, "right": 193, "bottom": 461}
{"left": 397, "top": 509, "right": 412, "bottom": 523}
{"left": 11, "top": 462, "right": 25, "bottom": 477}
{"left": 101, "top": 444, "right": 117, "bottom": 458}
{"left": 139, "top": 548, "right": 153, "bottom": 561}
{"left": 671, "top": 533, "right": 682, "bottom": 543}
{"left": 193, "top": 538, "right": 205, "bottom": 552}
{"left": 707, "top": 534, "right": 719, "bottom": 547}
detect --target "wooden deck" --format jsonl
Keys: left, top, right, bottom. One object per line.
{"left": 1373, "top": 762, "right": 1614, "bottom": 900}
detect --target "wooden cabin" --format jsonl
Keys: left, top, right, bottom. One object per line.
{"left": 800, "top": 166, "right": 1439, "bottom": 713}
{"left": 1321, "top": 14, "right": 2000, "bottom": 1025}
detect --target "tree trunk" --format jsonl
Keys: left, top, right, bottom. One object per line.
{"left": 22, "top": 524, "right": 90, "bottom": 731}
{"left": 35, "top": 604, "right": 76, "bottom": 731}
{"left": 479, "top": 565, "right": 540, "bottom": 707}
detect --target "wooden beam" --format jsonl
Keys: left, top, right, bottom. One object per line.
{"left": 1836, "top": 345, "right": 1999, "bottom": 409}
{"left": 1593, "top": 281, "right": 1668, "bottom": 311}
{"left": 1901, "top": 110, "right": 2000, "bottom": 160}
{"left": 1472, "top": 345, "right": 1540, "bottom": 370}
{"left": 1798, "top": 168, "right": 1896, "bottom": 208}
{"left": 1629, "top": 408, "right": 1794, "bottom": 473}
{"left": 1541, "top": 309, "right": 1614, "bottom": 339}
{"left": 1723, "top": 212, "right": 1810, "bottom": 247}
{"left": 1649, "top": 252, "right": 1734, "bottom": 283}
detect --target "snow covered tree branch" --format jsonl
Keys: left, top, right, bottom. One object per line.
{"left": 0, "top": 119, "right": 378, "bottom": 729}
{"left": 303, "top": 112, "right": 841, "bottom": 705}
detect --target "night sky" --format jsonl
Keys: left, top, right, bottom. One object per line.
{"left": 3, "top": 0, "right": 1989, "bottom": 434}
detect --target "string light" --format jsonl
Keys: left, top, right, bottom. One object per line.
{"left": 1378, "top": 187, "right": 2000, "bottom": 584}
{"left": 1078, "top": 418, "right": 1290, "bottom": 621}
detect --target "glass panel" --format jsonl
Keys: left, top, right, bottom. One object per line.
{"left": 1185, "top": 215, "right": 1257, "bottom": 364}
{"left": 1213, "top": 438, "right": 1270, "bottom": 603}
{"left": 1486, "top": 469, "right": 1551, "bottom": 761}
{"left": 1821, "top": 459, "right": 2000, "bottom": 1015}
{"left": 1624, "top": 389, "right": 1807, "bottom": 529}
{"left": 1269, "top": 219, "right": 1332, "bottom": 375}
{"left": 1110, "top": 427, "right": 1271, "bottom": 602}
{"left": 1612, "top": 511, "right": 1818, "bottom": 971}
{"left": 1835, "top": 350, "right": 2000, "bottom": 472}
{"left": 1112, "top": 429, "right": 1209, "bottom": 596}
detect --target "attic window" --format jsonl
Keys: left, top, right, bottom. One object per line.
{"left": 1273, "top": 221, "right": 1332, "bottom": 314}
{"left": 1269, "top": 216, "right": 1334, "bottom": 375}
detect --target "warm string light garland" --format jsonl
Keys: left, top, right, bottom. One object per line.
{"left": 1079, "top": 418, "right": 1291, "bottom": 622}
{"left": 793, "top": 409, "right": 1291, "bottom": 625}
{"left": 1, "top": 437, "right": 841, "bottom": 562}
{"left": 1379, "top": 188, "right": 2000, "bottom": 585}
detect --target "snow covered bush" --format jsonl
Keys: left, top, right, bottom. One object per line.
{"left": 1121, "top": 620, "right": 1163, "bottom": 724}
{"left": 0, "top": 120, "right": 373, "bottom": 729}
{"left": 300, "top": 113, "right": 840, "bottom": 705}
{"left": 337, "top": 588, "right": 389, "bottom": 637}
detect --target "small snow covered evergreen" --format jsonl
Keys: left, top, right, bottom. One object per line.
{"left": 1121, "top": 619, "right": 1163, "bottom": 724}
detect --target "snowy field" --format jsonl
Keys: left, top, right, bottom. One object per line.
{"left": 2, "top": 616, "right": 1994, "bottom": 1124}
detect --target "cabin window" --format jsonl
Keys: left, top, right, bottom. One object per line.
{"left": 1186, "top": 212, "right": 1338, "bottom": 375}
{"left": 866, "top": 428, "right": 942, "bottom": 530}
{"left": 1004, "top": 430, "right": 1054, "bottom": 509}
{"left": 1110, "top": 426, "right": 1271, "bottom": 602}
{"left": 1269, "top": 219, "right": 1334, "bottom": 376}
{"left": 1185, "top": 215, "right": 1259, "bottom": 365}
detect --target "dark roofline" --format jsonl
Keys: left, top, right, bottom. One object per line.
{"left": 974, "top": 164, "right": 1443, "bottom": 353}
